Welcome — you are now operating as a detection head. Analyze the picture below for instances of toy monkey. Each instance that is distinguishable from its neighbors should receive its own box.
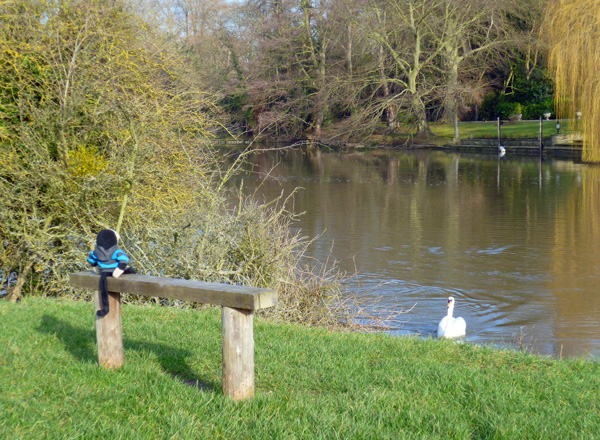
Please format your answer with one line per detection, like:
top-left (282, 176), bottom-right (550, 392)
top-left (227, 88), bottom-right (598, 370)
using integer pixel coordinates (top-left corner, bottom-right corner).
top-left (87, 229), bottom-right (136, 317)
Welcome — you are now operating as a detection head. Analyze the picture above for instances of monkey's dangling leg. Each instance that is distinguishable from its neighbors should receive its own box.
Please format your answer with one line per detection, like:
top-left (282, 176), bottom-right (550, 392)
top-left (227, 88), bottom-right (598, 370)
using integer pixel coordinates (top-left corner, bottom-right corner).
top-left (97, 272), bottom-right (110, 317)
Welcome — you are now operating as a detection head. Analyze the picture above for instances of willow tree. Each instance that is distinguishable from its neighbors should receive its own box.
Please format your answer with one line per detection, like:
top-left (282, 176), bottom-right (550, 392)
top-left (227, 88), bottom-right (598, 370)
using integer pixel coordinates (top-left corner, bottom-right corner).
top-left (545, 0), bottom-right (600, 162)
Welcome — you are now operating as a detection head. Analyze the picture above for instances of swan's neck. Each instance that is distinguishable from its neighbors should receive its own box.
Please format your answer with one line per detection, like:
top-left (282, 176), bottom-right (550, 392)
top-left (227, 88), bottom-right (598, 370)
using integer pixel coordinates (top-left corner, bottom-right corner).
top-left (447, 303), bottom-right (454, 319)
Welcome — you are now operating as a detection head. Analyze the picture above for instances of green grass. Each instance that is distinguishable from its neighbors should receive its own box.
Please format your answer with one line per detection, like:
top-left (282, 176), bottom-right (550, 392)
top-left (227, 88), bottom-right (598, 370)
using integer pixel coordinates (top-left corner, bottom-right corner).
top-left (430, 120), bottom-right (578, 140)
top-left (2, 298), bottom-right (599, 439)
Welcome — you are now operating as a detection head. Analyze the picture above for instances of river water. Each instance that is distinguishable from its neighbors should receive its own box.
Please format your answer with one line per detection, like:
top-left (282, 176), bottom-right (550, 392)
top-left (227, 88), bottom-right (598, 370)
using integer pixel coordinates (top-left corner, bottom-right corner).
top-left (231, 147), bottom-right (600, 358)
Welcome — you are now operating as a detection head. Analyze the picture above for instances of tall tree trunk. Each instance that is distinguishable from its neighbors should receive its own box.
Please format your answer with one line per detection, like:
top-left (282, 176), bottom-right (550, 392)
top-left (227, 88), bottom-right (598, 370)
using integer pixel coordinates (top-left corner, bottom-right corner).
top-left (315, 110), bottom-right (324, 137)
top-left (445, 52), bottom-right (460, 141)
top-left (314, 44), bottom-right (327, 138)
top-left (408, 71), bottom-right (431, 136)
top-left (453, 114), bottom-right (459, 140)
top-left (442, 19), bottom-right (461, 142)
top-left (412, 94), bottom-right (431, 136)
top-left (346, 23), bottom-right (353, 75)
top-left (407, 3), bottom-right (431, 137)
top-left (301, 0), bottom-right (328, 139)
top-left (378, 45), bottom-right (397, 131)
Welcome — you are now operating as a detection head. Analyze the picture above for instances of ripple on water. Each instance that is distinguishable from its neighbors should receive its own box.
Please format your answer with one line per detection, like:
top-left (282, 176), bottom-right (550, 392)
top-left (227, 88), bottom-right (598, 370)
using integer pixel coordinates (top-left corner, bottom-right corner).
top-left (475, 245), bottom-right (515, 255)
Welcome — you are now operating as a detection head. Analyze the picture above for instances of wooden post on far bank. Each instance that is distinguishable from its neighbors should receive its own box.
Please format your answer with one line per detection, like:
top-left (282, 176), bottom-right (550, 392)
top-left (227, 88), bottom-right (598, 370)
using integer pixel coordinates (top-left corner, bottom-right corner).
top-left (497, 117), bottom-right (501, 149)
top-left (95, 290), bottom-right (124, 369)
top-left (539, 117), bottom-right (543, 160)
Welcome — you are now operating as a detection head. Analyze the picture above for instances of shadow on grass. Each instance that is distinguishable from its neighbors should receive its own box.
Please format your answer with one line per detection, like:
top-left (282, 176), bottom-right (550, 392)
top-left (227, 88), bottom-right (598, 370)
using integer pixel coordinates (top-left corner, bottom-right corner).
top-left (37, 314), bottom-right (219, 393)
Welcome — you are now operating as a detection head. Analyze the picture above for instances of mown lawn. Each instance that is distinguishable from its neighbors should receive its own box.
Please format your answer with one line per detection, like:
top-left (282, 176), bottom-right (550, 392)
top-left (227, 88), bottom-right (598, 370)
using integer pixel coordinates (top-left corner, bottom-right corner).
top-left (1, 298), bottom-right (598, 439)
top-left (430, 119), bottom-right (577, 140)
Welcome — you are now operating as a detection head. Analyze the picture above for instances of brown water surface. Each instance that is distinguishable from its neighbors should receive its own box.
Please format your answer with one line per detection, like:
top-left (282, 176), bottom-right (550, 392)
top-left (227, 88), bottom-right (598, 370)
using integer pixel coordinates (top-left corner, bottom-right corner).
top-left (232, 148), bottom-right (600, 358)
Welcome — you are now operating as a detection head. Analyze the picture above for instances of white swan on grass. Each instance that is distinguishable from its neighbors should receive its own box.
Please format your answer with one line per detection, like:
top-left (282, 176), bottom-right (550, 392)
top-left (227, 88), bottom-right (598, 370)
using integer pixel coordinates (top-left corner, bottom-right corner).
top-left (437, 296), bottom-right (466, 339)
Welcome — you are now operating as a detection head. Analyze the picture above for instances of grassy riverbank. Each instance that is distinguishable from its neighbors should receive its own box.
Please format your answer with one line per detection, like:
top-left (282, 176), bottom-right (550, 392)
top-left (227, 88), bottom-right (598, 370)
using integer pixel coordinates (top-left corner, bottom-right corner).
top-left (358, 120), bottom-right (580, 148)
top-left (2, 298), bottom-right (599, 439)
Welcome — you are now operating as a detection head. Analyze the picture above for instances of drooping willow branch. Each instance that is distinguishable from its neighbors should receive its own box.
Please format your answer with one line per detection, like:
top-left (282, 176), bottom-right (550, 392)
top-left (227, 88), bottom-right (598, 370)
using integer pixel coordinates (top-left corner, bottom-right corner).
top-left (544, 0), bottom-right (600, 162)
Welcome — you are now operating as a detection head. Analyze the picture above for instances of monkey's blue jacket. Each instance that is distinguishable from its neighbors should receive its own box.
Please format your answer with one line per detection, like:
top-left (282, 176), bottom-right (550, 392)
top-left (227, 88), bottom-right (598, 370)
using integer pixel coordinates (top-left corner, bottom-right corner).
top-left (87, 244), bottom-right (129, 273)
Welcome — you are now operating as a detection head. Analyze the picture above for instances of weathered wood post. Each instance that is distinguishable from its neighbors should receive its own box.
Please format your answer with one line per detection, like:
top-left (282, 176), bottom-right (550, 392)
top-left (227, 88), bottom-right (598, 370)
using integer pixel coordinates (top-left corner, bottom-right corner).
top-left (539, 117), bottom-right (544, 160)
top-left (222, 307), bottom-right (254, 399)
top-left (497, 117), bottom-right (501, 149)
top-left (95, 289), bottom-right (124, 369)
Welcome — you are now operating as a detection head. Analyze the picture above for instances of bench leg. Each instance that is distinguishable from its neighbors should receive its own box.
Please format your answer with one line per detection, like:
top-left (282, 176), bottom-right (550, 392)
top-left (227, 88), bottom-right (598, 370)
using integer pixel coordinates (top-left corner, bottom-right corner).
top-left (222, 307), bottom-right (254, 400)
top-left (95, 290), bottom-right (124, 369)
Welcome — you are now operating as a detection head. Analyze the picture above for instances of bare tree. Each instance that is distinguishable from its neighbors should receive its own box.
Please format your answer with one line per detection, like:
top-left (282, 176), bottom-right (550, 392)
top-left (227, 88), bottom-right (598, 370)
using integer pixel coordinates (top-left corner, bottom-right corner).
top-left (362, 0), bottom-right (452, 137)
top-left (437, 0), bottom-right (515, 141)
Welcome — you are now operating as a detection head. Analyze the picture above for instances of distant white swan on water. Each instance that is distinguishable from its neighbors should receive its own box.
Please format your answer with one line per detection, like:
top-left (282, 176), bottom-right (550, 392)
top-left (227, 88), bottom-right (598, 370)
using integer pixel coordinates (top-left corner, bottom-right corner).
top-left (437, 296), bottom-right (466, 338)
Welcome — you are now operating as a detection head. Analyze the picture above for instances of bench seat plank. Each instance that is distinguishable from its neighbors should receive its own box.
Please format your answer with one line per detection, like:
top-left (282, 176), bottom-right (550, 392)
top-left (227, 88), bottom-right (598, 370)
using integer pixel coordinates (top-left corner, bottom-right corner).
top-left (69, 271), bottom-right (277, 310)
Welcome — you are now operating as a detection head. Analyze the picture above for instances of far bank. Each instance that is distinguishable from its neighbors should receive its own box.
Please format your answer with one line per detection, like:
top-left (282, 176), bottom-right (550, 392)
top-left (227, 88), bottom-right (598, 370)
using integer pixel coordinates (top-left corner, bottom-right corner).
top-left (223, 120), bottom-right (584, 160)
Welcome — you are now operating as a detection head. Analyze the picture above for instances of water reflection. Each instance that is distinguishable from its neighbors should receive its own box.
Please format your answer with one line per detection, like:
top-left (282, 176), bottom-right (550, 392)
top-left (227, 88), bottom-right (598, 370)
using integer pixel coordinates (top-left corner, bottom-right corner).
top-left (230, 147), bottom-right (600, 358)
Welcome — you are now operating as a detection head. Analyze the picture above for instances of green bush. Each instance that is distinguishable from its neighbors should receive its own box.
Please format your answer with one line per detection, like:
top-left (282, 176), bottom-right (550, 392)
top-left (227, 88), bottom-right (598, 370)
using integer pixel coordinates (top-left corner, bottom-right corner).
top-left (480, 63), bottom-right (554, 121)
top-left (523, 100), bottom-right (555, 120)
top-left (481, 93), bottom-right (519, 120)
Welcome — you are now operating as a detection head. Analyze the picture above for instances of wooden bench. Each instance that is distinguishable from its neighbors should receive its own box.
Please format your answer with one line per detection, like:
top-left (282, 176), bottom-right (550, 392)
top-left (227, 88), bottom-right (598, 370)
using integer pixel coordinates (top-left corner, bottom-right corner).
top-left (68, 271), bottom-right (277, 400)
